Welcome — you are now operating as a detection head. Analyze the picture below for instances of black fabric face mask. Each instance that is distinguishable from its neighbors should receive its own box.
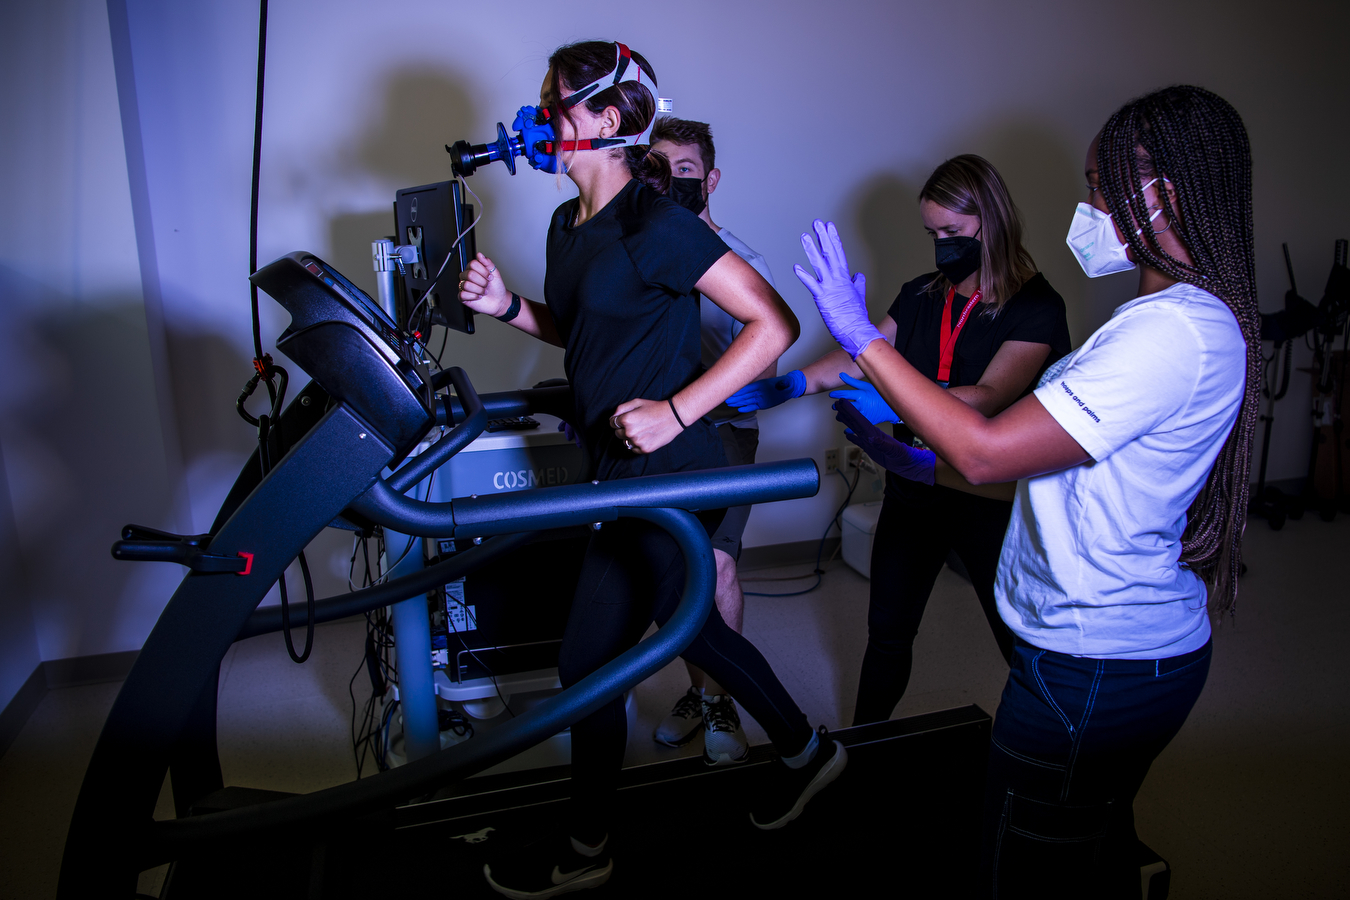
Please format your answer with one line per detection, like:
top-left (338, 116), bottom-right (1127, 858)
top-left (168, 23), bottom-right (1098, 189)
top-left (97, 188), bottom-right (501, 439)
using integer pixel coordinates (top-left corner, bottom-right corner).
top-left (934, 235), bottom-right (982, 285)
top-left (669, 177), bottom-right (707, 215)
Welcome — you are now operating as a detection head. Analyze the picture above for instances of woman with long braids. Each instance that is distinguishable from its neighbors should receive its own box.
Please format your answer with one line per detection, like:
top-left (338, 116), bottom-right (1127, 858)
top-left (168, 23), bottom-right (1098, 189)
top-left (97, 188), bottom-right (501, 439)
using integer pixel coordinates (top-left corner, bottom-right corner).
top-left (457, 41), bottom-right (844, 898)
top-left (799, 85), bottom-right (1256, 895)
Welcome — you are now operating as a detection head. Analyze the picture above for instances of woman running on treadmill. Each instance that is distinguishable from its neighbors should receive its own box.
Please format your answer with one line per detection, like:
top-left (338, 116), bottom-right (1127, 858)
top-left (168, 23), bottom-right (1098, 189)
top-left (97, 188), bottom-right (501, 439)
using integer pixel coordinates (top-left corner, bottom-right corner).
top-left (456, 40), bottom-right (845, 899)
top-left (729, 156), bottom-right (1070, 725)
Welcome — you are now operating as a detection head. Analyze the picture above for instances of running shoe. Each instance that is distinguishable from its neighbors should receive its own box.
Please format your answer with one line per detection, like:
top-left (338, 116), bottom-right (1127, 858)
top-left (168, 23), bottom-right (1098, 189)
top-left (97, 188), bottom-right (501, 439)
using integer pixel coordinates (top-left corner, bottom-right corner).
top-left (483, 832), bottom-right (612, 899)
top-left (749, 726), bottom-right (847, 830)
top-left (701, 693), bottom-right (749, 766)
top-left (653, 686), bottom-right (704, 746)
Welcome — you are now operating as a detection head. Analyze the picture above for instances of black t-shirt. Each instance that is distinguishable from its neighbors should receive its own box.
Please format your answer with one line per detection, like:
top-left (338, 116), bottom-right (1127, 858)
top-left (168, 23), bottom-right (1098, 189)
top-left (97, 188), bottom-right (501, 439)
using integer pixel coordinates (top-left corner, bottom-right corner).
top-left (545, 179), bottom-right (732, 481)
top-left (884, 271), bottom-right (1071, 500)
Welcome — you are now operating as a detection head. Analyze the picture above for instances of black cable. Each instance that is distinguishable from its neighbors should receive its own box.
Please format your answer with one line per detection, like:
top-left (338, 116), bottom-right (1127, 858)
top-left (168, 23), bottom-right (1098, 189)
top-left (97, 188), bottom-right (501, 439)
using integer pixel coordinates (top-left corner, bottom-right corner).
top-left (744, 467), bottom-right (859, 597)
top-left (248, 0), bottom-right (268, 364)
top-left (279, 552), bottom-right (316, 663)
top-left (446, 596), bottom-right (515, 718)
top-left (435, 326), bottom-right (450, 368)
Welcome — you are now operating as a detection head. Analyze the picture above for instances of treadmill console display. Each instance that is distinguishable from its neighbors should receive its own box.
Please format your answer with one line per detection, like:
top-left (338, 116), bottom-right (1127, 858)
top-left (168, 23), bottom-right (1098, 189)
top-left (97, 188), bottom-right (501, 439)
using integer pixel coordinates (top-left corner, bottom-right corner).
top-left (251, 251), bottom-right (435, 461)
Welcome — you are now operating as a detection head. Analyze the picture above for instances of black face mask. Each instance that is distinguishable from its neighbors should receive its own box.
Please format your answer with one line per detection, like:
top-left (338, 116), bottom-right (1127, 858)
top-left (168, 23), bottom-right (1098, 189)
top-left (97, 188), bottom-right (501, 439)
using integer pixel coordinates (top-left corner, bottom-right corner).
top-left (669, 177), bottom-right (707, 215)
top-left (934, 235), bottom-right (982, 285)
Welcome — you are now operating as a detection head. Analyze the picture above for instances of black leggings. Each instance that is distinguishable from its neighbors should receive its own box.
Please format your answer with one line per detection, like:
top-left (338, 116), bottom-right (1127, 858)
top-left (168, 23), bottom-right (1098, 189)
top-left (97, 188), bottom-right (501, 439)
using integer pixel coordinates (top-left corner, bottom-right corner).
top-left (558, 516), bottom-right (814, 841)
top-left (852, 485), bottom-right (1017, 726)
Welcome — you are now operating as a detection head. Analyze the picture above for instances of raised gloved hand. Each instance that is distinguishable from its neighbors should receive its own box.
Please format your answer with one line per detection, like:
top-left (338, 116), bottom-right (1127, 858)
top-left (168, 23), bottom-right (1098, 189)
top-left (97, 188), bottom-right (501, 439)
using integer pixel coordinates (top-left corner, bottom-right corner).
top-left (828, 373), bottom-right (899, 424)
top-left (834, 399), bottom-right (934, 485)
top-left (726, 369), bottom-right (807, 412)
top-left (794, 220), bottom-right (885, 359)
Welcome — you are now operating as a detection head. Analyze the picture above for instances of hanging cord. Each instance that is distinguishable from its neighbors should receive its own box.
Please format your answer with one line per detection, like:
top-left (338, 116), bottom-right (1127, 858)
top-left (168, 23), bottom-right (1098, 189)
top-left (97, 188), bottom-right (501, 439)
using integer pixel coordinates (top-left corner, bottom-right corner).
top-left (230, 0), bottom-right (311, 663)
top-left (237, 0), bottom-right (287, 427)
top-left (743, 467), bottom-right (859, 597)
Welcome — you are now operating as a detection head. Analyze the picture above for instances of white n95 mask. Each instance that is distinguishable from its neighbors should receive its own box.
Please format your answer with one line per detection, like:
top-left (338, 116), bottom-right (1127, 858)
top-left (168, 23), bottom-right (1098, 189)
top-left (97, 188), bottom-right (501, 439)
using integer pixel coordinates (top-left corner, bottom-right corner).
top-left (1065, 179), bottom-right (1163, 278)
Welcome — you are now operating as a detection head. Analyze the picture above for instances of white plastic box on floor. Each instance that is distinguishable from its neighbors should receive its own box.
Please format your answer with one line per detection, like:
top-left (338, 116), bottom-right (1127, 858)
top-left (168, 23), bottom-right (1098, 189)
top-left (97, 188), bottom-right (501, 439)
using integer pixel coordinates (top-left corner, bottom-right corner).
top-left (840, 500), bottom-right (883, 578)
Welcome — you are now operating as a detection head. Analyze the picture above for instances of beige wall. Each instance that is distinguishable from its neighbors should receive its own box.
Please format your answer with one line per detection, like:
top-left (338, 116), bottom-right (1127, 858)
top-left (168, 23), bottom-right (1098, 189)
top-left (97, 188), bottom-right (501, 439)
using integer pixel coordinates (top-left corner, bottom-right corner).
top-left (1, 0), bottom-right (1346, 676)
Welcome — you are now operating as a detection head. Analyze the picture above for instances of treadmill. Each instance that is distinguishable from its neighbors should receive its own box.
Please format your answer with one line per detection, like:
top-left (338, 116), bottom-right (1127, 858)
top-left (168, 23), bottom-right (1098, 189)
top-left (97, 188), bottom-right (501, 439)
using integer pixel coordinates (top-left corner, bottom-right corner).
top-left (58, 252), bottom-right (991, 898)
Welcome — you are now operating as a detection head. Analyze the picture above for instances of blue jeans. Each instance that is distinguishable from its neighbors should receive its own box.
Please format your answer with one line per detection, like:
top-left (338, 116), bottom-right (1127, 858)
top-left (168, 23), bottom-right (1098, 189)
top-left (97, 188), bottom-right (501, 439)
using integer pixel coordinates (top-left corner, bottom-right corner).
top-left (981, 638), bottom-right (1212, 898)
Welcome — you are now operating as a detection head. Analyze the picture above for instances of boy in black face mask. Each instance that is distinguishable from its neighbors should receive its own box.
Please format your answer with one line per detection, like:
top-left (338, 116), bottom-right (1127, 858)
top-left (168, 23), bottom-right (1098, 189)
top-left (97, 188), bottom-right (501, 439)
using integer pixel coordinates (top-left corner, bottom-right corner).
top-left (648, 117), bottom-right (779, 766)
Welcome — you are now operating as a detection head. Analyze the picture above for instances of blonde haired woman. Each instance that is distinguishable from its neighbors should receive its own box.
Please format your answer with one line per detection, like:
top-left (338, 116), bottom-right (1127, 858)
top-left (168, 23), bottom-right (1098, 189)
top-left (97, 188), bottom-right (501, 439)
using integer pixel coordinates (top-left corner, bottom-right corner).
top-left (729, 155), bottom-right (1070, 724)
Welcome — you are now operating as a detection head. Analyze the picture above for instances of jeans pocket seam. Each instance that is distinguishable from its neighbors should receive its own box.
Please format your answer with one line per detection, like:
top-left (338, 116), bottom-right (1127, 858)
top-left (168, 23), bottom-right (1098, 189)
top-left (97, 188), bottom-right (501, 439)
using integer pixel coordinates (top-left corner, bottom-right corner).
top-left (1157, 652), bottom-right (1210, 678)
top-left (992, 736), bottom-right (1065, 772)
top-left (1031, 652), bottom-right (1075, 735)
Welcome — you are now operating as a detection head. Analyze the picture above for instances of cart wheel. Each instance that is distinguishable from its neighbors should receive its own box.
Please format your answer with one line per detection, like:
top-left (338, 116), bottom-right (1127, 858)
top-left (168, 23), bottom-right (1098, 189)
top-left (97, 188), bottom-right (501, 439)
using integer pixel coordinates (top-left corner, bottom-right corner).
top-left (1318, 500), bottom-right (1337, 522)
top-left (1268, 509), bottom-right (1286, 531)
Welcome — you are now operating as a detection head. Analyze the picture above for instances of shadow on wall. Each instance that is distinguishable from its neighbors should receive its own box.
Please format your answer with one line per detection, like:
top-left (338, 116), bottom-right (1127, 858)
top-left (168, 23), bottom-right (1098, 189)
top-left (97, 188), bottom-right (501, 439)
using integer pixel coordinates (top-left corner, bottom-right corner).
top-left (331, 65), bottom-right (566, 393)
top-left (954, 118), bottom-right (1135, 344)
top-left (328, 66), bottom-right (483, 298)
top-left (0, 266), bottom-right (180, 657)
top-left (850, 172), bottom-right (928, 316)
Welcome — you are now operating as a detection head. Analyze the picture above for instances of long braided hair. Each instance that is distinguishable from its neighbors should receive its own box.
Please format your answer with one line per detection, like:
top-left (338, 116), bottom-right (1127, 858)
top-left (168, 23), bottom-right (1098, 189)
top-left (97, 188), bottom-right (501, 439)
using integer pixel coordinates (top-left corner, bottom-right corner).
top-left (1096, 85), bottom-right (1257, 615)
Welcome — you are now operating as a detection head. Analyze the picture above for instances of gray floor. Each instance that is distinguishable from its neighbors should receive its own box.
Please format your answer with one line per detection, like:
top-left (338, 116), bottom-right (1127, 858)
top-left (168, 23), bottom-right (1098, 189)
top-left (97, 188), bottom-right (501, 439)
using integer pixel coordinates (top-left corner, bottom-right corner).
top-left (1, 514), bottom-right (1346, 898)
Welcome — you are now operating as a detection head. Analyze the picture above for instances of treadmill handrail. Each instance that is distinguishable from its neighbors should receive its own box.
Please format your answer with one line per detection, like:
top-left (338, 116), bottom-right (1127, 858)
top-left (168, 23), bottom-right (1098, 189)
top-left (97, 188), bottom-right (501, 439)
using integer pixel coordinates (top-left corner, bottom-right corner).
top-left (347, 458), bottom-right (820, 539)
top-left (146, 506), bottom-right (715, 853)
top-left (435, 383), bottom-right (577, 426)
top-left (385, 367), bottom-right (486, 493)
top-left (236, 531), bottom-right (535, 640)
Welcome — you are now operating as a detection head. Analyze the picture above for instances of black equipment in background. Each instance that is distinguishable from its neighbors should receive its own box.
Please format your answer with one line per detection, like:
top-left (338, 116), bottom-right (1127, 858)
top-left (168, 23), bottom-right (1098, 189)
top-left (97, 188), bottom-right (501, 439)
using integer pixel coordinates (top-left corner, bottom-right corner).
top-left (1304, 239), bottom-right (1350, 518)
top-left (394, 180), bottom-right (477, 336)
top-left (1251, 245), bottom-right (1314, 529)
top-left (430, 529), bottom-right (588, 684)
top-left (1259, 244), bottom-right (1319, 345)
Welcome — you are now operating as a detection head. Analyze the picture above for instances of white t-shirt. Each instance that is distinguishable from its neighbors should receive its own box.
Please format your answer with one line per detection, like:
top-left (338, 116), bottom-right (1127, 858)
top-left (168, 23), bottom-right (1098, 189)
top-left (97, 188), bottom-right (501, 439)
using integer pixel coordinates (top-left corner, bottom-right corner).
top-left (995, 282), bottom-right (1247, 659)
top-left (702, 228), bottom-right (776, 429)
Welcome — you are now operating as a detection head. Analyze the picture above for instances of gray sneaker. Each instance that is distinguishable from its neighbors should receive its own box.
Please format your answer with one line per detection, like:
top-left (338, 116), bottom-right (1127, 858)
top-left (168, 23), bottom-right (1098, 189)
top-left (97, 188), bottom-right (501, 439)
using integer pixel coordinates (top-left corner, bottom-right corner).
top-left (653, 686), bottom-right (704, 746)
top-left (701, 694), bottom-right (749, 766)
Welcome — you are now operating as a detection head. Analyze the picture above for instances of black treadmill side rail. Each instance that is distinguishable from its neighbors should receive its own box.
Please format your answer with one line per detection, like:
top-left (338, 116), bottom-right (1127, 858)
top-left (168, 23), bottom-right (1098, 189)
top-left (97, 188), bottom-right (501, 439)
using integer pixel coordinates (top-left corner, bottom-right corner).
top-left (58, 404), bottom-right (396, 898)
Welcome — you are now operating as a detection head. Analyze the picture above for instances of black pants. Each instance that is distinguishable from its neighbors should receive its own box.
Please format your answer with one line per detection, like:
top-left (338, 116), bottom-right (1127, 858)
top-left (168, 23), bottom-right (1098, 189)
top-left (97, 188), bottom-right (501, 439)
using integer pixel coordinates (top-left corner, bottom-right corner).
top-left (558, 515), bottom-right (813, 841)
top-left (853, 485), bottom-right (1017, 725)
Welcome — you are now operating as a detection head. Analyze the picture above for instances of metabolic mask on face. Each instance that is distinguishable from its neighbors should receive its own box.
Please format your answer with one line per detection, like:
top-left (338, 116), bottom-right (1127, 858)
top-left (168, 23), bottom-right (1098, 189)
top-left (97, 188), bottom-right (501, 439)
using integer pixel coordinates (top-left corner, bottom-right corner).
top-left (1065, 178), bottom-right (1163, 278)
top-left (933, 234), bottom-right (982, 284)
top-left (669, 177), bottom-right (707, 215)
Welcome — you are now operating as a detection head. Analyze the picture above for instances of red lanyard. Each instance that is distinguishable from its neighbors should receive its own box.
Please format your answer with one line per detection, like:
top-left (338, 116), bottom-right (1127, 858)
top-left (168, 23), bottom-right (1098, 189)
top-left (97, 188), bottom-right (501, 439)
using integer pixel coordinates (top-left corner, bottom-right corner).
top-left (938, 286), bottom-right (981, 385)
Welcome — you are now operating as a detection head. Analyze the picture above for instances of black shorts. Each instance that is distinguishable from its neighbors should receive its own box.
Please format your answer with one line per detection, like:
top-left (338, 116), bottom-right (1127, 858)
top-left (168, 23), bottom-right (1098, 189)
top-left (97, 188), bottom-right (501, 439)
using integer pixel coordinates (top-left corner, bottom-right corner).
top-left (710, 424), bottom-right (759, 560)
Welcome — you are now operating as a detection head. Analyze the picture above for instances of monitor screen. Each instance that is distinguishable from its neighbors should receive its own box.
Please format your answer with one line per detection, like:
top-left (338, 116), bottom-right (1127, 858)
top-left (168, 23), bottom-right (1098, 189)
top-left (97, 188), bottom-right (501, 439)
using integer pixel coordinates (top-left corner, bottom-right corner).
top-left (394, 180), bottom-right (477, 336)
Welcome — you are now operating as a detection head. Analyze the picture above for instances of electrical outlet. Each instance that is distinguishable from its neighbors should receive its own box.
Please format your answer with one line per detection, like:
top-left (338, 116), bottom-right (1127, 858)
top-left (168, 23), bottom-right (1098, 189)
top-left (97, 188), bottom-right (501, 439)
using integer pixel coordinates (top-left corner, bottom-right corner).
top-left (845, 446), bottom-right (862, 469)
top-left (824, 449), bottom-right (839, 473)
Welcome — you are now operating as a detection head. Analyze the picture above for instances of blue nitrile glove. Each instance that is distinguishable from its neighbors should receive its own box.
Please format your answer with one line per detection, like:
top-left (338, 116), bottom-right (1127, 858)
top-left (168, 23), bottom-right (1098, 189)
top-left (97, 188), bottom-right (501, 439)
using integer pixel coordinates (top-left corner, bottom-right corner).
top-left (726, 369), bottom-right (807, 412)
top-left (834, 399), bottom-right (935, 485)
top-left (794, 220), bottom-right (885, 359)
top-left (828, 372), bottom-right (899, 425)
top-left (557, 420), bottom-right (582, 447)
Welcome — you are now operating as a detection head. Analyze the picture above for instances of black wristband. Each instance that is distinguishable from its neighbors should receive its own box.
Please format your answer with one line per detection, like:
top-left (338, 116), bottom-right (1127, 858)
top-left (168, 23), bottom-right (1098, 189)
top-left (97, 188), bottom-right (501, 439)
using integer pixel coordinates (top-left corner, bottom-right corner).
top-left (496, 292), bottom-right (522, 322)
top-left (668, 398), bottom-right (688, 430)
